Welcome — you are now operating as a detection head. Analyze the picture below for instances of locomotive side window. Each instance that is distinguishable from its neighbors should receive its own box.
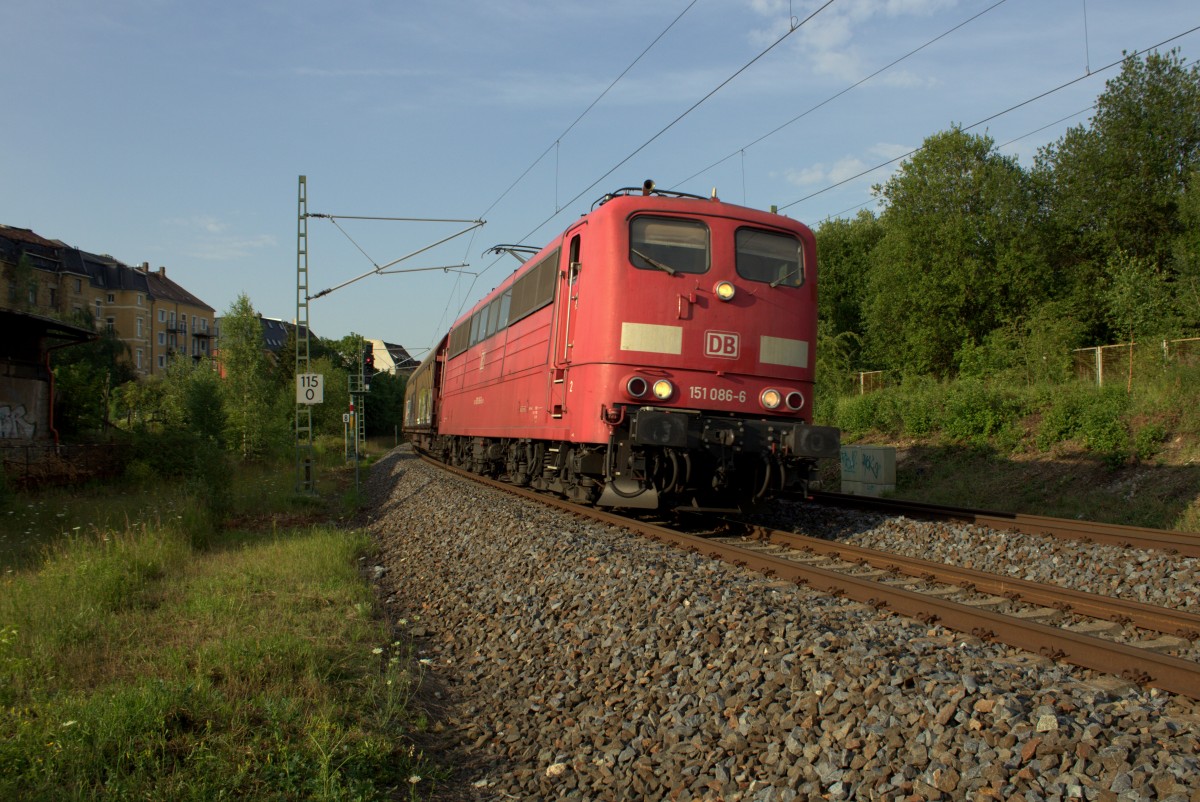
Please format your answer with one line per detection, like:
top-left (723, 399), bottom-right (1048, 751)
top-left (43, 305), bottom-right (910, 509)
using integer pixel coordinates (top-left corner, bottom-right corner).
top-left (485, 296), bottom-right (502, 338)
top-left (630, 217), bottom-right (709, 275)
top-left (497, 289), bottom-right (511, 327)
top-left (508, 248), bottom-right (560, 324)
top-left (735, 228), bottom-right (804, 287)
top-left (469, 309), bottom-right (483, 346)
top-left (449, 321), bottom-right (469, 356)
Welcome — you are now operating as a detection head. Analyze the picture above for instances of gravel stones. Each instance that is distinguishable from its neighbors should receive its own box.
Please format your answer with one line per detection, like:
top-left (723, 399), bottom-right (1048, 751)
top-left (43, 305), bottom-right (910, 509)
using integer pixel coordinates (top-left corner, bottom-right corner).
top-left (367, 449), bottom-right (1200, 801)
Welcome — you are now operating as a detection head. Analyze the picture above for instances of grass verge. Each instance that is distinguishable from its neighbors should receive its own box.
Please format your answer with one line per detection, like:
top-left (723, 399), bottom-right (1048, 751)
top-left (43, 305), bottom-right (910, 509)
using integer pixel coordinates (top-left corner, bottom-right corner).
top-left (0, 444), bottom-right (438, 800)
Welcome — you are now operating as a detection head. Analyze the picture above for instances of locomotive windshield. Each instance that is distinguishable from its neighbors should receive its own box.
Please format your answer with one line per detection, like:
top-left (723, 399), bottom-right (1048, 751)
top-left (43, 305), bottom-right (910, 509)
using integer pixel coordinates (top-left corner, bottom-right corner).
top-left (735, 228), bottom-right (804, 288)
top-left (630, 217), bottom-right (709, 274)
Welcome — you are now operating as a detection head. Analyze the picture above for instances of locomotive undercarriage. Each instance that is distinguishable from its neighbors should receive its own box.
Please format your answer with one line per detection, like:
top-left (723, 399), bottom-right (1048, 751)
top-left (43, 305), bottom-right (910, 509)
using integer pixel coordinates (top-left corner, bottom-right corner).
top-left (420, 407), bottom-right (839, 512)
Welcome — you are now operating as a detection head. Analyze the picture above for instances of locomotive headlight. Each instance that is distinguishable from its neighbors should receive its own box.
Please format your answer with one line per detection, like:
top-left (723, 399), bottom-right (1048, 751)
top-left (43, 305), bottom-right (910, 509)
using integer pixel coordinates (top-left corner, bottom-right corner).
top-left (714, 281), bottom-right (736, 302)
top-left (625, 376), bottom-right (649, 399)
top-left (785, 391), bottom-right (805, 411)
top-left (652, 379), bottom-right (675, 401)
top-left (760, 388), bottom-right (782, 410)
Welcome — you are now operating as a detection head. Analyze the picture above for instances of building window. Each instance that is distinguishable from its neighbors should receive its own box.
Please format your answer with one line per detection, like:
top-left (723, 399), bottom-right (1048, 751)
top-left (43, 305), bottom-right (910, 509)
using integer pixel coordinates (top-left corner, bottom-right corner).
top-left (158, 355), bottom-right (165, 368)
top-left (137, 317), bottom-right (143, 337)
top-left (28, 286), bottom-right (36, 305)
top-left (107, 293), bottom-right (115, 303)
top-left (136, 349), bottom-right (143, 369)
top-left (158, 332), bottom-right (165, 346)
top-left (136, 294), bottom-right (143, 306)
top-left (105, 317), bottom-right (115, 334)
top-left (74, 278), bottom-right (82, 293)
top-left (158, 309), bottom-right (166, 322)
top-left (95, 300), bottom-right (102, 320)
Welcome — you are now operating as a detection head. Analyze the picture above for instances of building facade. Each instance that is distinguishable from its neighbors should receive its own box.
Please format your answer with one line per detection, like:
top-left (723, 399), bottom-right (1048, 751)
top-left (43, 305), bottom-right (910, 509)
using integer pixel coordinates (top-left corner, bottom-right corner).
top-left (0, 224), bottom-right (215, 377)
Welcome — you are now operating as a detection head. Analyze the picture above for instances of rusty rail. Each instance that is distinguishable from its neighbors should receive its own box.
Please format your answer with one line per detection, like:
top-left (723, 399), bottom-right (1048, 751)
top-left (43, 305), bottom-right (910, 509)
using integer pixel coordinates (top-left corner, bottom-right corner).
top-left (742, 524), bottom-right (1200, 639)
top-left (418, 454), bottom-right (1200, 700)
top-left (811, 491), bottom-right (1200, 558)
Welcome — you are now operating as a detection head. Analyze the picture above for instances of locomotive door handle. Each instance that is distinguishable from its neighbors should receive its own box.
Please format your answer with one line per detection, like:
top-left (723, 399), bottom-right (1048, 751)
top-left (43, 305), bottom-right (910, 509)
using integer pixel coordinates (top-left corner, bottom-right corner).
top-left (677, 292), bottom-right (696, 320)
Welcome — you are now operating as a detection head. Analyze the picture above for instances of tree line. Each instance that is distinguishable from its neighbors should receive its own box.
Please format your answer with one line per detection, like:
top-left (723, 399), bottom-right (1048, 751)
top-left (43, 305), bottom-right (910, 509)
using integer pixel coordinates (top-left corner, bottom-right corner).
top-left (815, 50), bottom-right (1200, 390)
top-left (56, 294), bottom-right (407, 459)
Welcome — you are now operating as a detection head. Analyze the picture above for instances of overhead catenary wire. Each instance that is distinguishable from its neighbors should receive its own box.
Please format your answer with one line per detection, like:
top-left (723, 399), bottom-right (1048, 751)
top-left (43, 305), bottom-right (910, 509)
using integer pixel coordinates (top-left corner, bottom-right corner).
top-left (438, 1), bottom-right (839, 336)
top-left (777, 24), bottom-right (1200, 214)
top-left (307, 218), bottom-right (485, 300)
top-left (670, 0), bottom-right (1010, 190)
top-left (819, 51), bottom-right (1200, 225)
top-left (511, 0), bottom-right (839, 251)
top-left (476, 0), bottom-right (701, 222)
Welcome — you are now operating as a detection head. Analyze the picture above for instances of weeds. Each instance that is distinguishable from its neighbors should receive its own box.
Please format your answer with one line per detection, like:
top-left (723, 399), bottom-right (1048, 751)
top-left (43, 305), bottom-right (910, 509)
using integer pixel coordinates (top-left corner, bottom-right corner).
top-left (0, 451), bottom-right (436, 800)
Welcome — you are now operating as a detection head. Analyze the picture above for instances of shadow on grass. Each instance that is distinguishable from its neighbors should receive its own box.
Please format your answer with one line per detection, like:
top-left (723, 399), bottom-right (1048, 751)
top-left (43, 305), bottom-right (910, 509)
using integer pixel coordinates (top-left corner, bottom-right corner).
top-left (886, 442), bottom-right (1200, 531)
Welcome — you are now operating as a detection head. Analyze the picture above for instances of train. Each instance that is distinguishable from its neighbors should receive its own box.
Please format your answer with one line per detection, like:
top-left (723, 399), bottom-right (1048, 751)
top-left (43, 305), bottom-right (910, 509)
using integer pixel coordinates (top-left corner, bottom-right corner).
top-left (402, 180), bottom-right (839, 511)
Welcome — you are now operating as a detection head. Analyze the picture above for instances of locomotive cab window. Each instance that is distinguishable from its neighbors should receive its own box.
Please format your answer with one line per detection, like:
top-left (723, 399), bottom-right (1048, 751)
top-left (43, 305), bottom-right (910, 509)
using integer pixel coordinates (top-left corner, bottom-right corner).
top-left (735, 228), bottom-right (804, 287)
top-left (630, 216), bottom-right (709, 275)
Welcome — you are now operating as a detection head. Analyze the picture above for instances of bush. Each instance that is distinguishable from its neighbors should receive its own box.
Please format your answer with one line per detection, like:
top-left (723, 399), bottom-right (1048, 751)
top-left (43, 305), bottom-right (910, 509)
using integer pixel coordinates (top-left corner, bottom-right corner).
top-left (939, 380), bottom-right (1025, 444)
top-left (1079, 387), bottom-right (1130, 464)
top-left (834, 393), bottom-right (882, 438)
top-left (893, 377), bottom-right (941, 437)
top-left (1134, 422), bottom-right (1167, 461)
top-left (1035, 383), bottom-right (1130, 464)
top-left (129, 429), bottom-right (233, 530)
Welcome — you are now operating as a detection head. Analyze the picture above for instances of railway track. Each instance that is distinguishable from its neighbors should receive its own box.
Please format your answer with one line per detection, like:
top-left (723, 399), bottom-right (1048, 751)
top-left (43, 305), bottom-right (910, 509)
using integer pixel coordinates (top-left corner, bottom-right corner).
top-left (808, 490), bottom-right (1200, 557)
top-left (418, 453), bottom-right (1200, 699)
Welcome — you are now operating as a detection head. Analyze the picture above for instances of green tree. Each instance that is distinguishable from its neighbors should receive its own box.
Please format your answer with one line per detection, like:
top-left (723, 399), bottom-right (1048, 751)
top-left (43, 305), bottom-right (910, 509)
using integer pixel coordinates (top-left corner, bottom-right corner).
top-left (218, 294), bottom-right (279, 459)
top-left (1035, 50), bottom-right (1200, 340)
top-left (50, 312), bottom-right (137, 435)
top-left (865, 128), bottom-right (1043, 378)
top-left (307, 355), bottom-right (350, 434)
top-left (1104, 249), bottom-right (1176, 391)
top-left (111, 375), bottom-right (166, 428)
top-left (161, 357), bottom-right (226, 446)
top-left (363, 370), bottom-right (407, 439)
top-left (1173, 168), bottom-right (1200, 331)
top-left (814, 209), bottom-right (884, 342)
top-left (3, 254), bottom-right (36, 310)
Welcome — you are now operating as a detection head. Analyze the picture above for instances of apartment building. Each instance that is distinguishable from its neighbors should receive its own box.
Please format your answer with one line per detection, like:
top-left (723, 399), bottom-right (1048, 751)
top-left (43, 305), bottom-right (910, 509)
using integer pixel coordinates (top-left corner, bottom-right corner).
top-left (0, 224), bottom-right (215, 377)
top-left (143, 265), bottom-right (215, 372)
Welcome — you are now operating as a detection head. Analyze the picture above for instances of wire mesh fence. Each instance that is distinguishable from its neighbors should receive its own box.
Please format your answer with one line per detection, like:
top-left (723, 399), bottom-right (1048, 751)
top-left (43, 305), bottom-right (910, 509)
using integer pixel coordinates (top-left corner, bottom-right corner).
top-left (1073, 337), bottom-right (1200, 386)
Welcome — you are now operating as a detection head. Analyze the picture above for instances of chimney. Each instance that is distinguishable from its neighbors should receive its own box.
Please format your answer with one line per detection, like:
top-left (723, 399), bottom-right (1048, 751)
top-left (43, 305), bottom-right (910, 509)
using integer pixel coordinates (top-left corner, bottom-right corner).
top-left (139, 262), bottom-right (150, 273)
top-left (157, 266), bottom-right (167, 276)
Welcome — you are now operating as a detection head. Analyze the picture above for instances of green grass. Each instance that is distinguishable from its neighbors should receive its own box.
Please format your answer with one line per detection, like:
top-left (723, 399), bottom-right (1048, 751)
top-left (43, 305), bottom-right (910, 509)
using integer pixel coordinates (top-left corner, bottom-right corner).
top-left (0, 445), bottom-right (438, 800)
top-left (820, 363), bottom-right (1200, 531)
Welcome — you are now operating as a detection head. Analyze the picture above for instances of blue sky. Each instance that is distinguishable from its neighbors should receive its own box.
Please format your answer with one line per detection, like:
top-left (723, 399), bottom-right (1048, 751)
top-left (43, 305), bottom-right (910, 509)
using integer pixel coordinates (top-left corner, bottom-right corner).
top-left (3, 0), bottom-right (1197, 358)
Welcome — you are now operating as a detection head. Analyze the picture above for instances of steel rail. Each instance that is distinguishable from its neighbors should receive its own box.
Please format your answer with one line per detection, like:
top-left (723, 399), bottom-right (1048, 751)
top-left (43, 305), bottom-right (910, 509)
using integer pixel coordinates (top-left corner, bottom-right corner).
top-left (740, 524), bottom-right (1200, 639)
top-left (811, 491), bottom-right (1200, 558)
top-left (417, 455), bottom-right (1200, 699)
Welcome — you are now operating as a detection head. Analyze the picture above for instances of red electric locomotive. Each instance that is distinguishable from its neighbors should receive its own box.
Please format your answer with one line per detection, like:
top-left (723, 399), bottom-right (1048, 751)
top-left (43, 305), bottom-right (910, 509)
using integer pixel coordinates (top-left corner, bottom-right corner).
top-left (404, 181), bottom-right (840, 510)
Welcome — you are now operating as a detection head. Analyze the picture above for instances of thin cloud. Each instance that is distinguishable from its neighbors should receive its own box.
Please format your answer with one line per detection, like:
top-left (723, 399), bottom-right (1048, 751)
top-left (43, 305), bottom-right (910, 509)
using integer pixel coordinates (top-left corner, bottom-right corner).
top-left (749, 0), bottom-right (959, 83)
top-left (183, 234), bottom-right (277, 262)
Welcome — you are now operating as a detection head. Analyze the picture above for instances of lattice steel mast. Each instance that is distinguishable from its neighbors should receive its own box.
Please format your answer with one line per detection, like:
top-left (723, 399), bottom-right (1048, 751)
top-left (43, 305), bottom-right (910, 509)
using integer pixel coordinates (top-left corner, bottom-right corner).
top-left (295, 175), bottom-right (315, 493)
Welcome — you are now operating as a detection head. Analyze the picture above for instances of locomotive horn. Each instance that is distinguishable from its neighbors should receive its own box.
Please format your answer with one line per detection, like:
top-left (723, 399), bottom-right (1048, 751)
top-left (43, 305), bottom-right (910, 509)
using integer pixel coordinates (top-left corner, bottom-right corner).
top-left (642, 179), bottom-right (655, 195)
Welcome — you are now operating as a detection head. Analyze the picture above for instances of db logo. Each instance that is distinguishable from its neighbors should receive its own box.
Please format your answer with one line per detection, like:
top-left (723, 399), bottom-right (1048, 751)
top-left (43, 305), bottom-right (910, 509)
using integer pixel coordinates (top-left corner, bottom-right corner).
top-left (705, 330), bottom-right (740, 359)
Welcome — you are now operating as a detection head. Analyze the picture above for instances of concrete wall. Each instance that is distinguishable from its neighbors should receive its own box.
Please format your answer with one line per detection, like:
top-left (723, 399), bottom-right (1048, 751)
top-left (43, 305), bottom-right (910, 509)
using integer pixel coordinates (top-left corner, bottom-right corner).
top-left (840, 444), bottom-right (896, 497)
top-left (0, 376), bottom-right (50, 441)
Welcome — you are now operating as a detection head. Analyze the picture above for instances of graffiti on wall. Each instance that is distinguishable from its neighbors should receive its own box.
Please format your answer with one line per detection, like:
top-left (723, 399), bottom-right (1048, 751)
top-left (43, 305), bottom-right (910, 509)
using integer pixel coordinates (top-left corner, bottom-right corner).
top-left (0, 404), bottom-right (36, 439)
